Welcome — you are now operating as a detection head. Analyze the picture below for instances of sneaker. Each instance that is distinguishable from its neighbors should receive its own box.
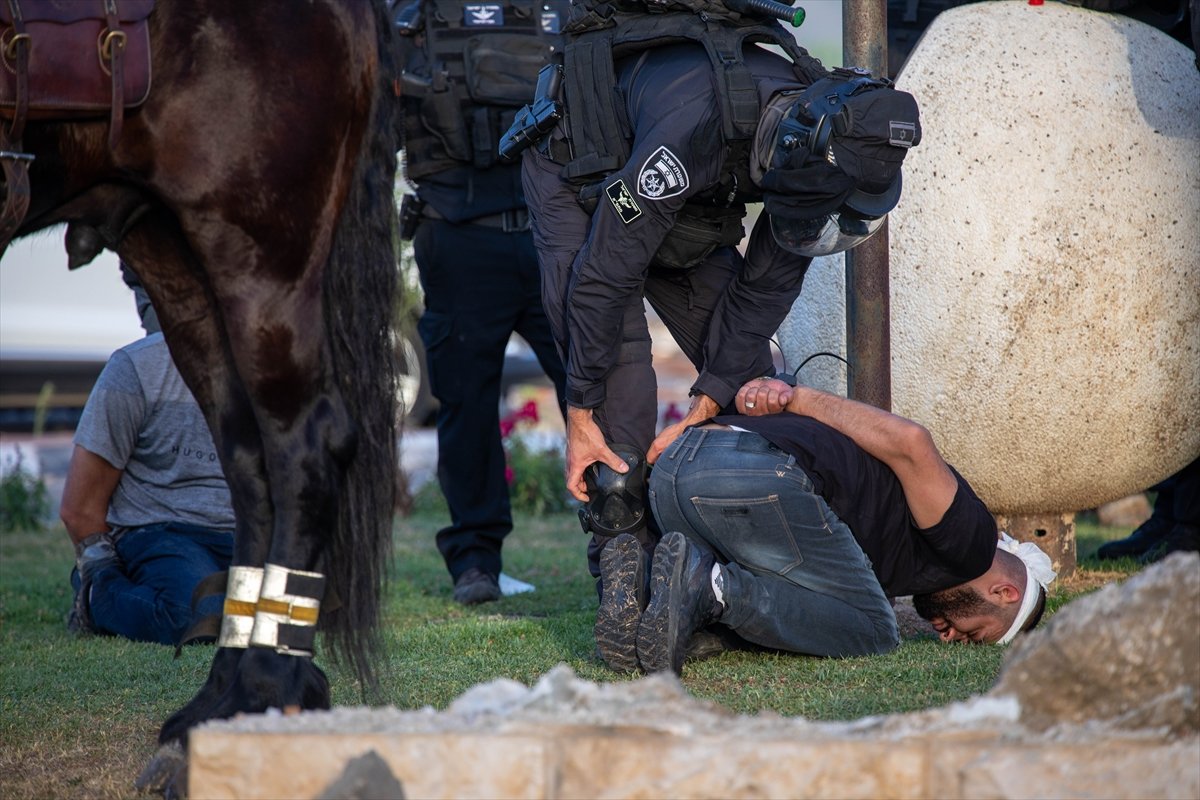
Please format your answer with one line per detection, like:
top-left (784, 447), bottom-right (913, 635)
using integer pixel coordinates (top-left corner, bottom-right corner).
top-left (453, 568), bottom-right (501, 605)
top-left (594, 534), bottom-right (649, 672)
top-left (636, 531), bottom-right (722, 675)
top-left (1138, 523), bottom-right (1200, 565)
top-left (1097, 515), bottom-right (1173, 560)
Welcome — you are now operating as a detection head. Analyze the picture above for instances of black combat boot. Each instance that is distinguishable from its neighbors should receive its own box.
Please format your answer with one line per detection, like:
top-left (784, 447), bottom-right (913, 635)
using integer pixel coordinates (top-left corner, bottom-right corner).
top-left (1097, 515), bottom-right (1173, 560)
top-left (1138, 523), bottom-right (1200, 564)
top-left (637, 531), bottom-right (722, 675)
top-left (594, 534), bottom-right (649, 672)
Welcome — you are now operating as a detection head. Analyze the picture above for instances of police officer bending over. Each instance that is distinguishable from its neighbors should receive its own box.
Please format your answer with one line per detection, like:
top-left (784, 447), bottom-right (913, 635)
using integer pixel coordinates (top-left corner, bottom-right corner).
top-left (504, 0), bottom-right (921, 668)
top-left (394, 0), bottom-right (568, 605)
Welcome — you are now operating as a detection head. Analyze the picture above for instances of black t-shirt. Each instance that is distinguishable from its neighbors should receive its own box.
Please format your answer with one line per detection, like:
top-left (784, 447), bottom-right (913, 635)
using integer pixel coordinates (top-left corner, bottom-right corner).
top-left (714, 413), bottom-right (997, 596)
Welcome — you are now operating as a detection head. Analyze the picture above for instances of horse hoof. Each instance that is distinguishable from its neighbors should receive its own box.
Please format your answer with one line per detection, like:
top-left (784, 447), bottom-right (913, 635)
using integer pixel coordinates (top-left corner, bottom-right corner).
top-left (136, 741), bottom-right (188, 799)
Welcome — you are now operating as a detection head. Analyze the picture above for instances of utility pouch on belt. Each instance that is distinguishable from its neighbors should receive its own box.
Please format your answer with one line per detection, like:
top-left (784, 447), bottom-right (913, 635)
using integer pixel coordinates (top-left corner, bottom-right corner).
top-left (576, 186), bottom-right (747, 270)
top-left (652, 203), bottom-right (747, 270)
top-left (399, 193), bottom-right (426, 241)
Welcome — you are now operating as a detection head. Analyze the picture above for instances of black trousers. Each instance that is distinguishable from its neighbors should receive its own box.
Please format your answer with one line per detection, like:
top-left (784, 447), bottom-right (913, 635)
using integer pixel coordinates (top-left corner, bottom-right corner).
top-left (413, 219), bottom-right (567, 581)
top-left (1152, 455), bottom-right (1200, 526)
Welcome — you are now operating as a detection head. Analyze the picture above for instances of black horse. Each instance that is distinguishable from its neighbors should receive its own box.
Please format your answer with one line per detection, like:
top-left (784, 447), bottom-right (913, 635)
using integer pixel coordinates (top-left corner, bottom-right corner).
top-left (1, 1), bottom-right (399, 793)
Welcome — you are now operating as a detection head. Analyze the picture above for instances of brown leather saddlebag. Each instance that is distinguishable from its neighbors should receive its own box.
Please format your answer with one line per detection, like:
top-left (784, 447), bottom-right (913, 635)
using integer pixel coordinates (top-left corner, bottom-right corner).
top-left (0, 0), bottom-right (154, 118)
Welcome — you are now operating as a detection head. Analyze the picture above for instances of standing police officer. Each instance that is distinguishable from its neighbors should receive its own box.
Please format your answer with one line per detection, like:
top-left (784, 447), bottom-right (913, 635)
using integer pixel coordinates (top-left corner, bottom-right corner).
top-left (507, 0), bottom-right (921, 668)
top-left (394, 0), bottom-right (569, 605)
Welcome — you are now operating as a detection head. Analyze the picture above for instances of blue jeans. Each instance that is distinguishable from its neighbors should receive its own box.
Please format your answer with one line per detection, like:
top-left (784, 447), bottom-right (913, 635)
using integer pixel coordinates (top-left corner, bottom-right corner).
top-left (648, 427), bottom-right (899, 657)
top-left (72, 522), bottom-right (233, 645)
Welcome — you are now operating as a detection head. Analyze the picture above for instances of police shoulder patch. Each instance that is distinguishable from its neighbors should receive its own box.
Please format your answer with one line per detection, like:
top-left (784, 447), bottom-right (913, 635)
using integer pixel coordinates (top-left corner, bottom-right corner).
top-left (637, 146), bottom-right (689, 200)
top-left (606, 179), bottom-right (642, 224)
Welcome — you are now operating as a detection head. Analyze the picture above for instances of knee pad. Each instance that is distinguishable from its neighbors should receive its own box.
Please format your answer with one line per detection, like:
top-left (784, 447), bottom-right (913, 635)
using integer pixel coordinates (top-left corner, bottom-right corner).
top-left (578, 444), bottom-right (648, 537)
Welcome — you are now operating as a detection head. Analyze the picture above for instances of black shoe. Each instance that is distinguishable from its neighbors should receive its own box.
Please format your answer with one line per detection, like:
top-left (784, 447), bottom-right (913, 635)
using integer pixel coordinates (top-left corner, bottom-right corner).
top-left (1097, 515), bottom-right (1173, 560)
top-left (594, 534), bottom-right (649, 673)
top-left (637, 531), bottom-right (721, 675)
top-left (453, 568), bottom-right (501, 605)
top-left (1138, 523), bottom-right (1200, 565)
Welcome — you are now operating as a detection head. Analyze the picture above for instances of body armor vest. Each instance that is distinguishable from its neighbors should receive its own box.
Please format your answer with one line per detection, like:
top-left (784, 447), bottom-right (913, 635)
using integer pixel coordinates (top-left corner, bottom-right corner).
top-left (558, 8), bottom-right (828, 268)
top-left (399, 0), bottom-right (567, 181)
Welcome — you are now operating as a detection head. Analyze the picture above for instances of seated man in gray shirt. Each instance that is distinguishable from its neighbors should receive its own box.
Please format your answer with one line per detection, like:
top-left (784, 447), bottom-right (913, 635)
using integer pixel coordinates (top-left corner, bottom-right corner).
top-left (62, 276), bottom-right (235, 646)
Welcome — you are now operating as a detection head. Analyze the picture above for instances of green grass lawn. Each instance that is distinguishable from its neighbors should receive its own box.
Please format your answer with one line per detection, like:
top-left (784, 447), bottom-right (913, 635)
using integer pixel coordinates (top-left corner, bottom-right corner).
top-left (1, 511), bottom-right (1140, 799)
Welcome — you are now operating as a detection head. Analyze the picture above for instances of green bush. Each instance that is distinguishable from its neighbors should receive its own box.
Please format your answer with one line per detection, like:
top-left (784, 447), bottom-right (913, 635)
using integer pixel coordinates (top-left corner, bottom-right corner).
top-left (407, 432), bottom-right (572, 517)
top-left (0, 454), bottom-right (50, 532)
top-left (505, 433), bottom-right (572, 516)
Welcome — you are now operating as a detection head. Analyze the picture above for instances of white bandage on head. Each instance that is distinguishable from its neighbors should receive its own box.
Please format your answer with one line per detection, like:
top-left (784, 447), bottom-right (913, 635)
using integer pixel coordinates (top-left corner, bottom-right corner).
top-left (996, 531), bottom-right (1057, 645)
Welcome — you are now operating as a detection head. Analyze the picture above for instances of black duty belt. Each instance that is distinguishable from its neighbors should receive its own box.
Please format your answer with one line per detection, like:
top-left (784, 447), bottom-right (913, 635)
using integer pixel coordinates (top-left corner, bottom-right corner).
top-left (422, 206), bottom-right (531, 233)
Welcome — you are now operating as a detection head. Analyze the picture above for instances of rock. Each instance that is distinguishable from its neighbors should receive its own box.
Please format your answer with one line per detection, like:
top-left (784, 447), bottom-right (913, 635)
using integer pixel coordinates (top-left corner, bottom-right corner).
top-left (1097, 494), bottom-right (1153, 528)
top-left (992, 551), bottom-right (1200, 734)
top-left (316, 750), bottom-right (405, 800)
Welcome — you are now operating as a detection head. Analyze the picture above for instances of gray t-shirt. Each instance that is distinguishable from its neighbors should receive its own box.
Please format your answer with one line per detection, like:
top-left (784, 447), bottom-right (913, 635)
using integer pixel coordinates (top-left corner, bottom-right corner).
top-left (74, 334), bottom-right (236, 531)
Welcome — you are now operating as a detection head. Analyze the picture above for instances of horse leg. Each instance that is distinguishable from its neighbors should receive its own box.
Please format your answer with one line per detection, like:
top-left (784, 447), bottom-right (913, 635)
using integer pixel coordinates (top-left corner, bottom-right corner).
top-left (115, 220), bottom-right (335, 758)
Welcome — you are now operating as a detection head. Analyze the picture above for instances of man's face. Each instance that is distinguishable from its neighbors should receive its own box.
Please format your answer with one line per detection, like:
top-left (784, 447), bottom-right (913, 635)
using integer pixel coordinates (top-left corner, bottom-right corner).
top-left (912, 586), bottom-right (1007, 644)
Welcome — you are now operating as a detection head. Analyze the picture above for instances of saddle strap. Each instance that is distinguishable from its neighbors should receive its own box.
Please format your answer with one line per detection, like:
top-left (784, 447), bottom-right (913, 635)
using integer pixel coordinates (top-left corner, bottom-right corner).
top-left (103, 0), bottom-right (125, 150)
top-left (172, 569), bottom-right (230, 656)
top-left (174, 613), bottom-right (223, 656)
top-left (3, 0), bottom-right (29, 142)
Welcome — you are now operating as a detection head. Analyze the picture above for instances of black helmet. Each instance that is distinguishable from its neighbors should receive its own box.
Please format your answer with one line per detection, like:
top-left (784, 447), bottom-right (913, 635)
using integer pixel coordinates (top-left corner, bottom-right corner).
top-left (759, 72), bottom-right (921, 258)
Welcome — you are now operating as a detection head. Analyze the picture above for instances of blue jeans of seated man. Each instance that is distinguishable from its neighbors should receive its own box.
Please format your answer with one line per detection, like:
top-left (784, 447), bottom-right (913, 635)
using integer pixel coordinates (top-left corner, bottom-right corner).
top-left (71, 522), bottom-right (234, 646)
top-left (648, 427), bottom-right (899, 657)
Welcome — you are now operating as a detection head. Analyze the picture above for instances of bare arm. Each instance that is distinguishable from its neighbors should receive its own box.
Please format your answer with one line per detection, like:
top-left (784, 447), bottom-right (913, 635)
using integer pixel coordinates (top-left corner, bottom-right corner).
top-left (647, 393), bottom-right (720, 464)
top-left (565, 406), bottom-right (627, 503)
top-left (736, 381), bottom-right (959, 529)
top-left (60, 446), bottom-right (122, 546)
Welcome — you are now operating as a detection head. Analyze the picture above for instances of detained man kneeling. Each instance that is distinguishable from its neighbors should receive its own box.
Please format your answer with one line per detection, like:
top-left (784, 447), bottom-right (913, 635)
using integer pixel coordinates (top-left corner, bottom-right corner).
top-left (596, 378), bottom-right (1056, 675)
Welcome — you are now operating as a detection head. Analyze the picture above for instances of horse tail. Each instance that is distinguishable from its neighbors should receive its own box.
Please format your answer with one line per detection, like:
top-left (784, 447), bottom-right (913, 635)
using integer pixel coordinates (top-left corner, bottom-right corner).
top-left (319, 0), bottom-right (400, 688)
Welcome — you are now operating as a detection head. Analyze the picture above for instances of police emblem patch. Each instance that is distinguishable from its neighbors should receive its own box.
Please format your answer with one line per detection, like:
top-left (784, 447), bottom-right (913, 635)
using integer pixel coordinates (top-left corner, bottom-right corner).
top-left (464, 4), bottom-right (503, 26)
top-left (637, 146), bottom-right (689, 200)
top-left (606, 179), bottom-right (642, 224)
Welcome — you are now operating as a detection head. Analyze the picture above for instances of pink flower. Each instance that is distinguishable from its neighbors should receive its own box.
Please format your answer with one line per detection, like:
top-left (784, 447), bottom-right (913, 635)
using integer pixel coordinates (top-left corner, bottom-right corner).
top-left (500, 400), bottom-right (541, 439)
top-left (662, 402), bottom-right (684, 426)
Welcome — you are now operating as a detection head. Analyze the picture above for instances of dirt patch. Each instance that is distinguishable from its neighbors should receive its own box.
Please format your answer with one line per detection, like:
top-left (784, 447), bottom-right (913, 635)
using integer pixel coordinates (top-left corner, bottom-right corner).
top-left (0, 723), bottom-right (159, 800)
top-left (1057, 567), bottom-right (1129, 594)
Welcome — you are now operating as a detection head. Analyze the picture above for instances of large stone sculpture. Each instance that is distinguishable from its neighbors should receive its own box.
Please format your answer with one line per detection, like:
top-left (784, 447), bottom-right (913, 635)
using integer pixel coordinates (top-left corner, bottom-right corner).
top-left (779, 1), bottom-right (1200, 518)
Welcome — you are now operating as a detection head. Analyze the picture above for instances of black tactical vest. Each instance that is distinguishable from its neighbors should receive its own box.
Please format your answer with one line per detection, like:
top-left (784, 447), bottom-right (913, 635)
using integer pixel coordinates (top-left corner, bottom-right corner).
top-left (559, 9), bottom-right (826, 195)
top-left (557, 7), bottom-right (828, 268)
top-left (399, 0), bottom-right (568, 181)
